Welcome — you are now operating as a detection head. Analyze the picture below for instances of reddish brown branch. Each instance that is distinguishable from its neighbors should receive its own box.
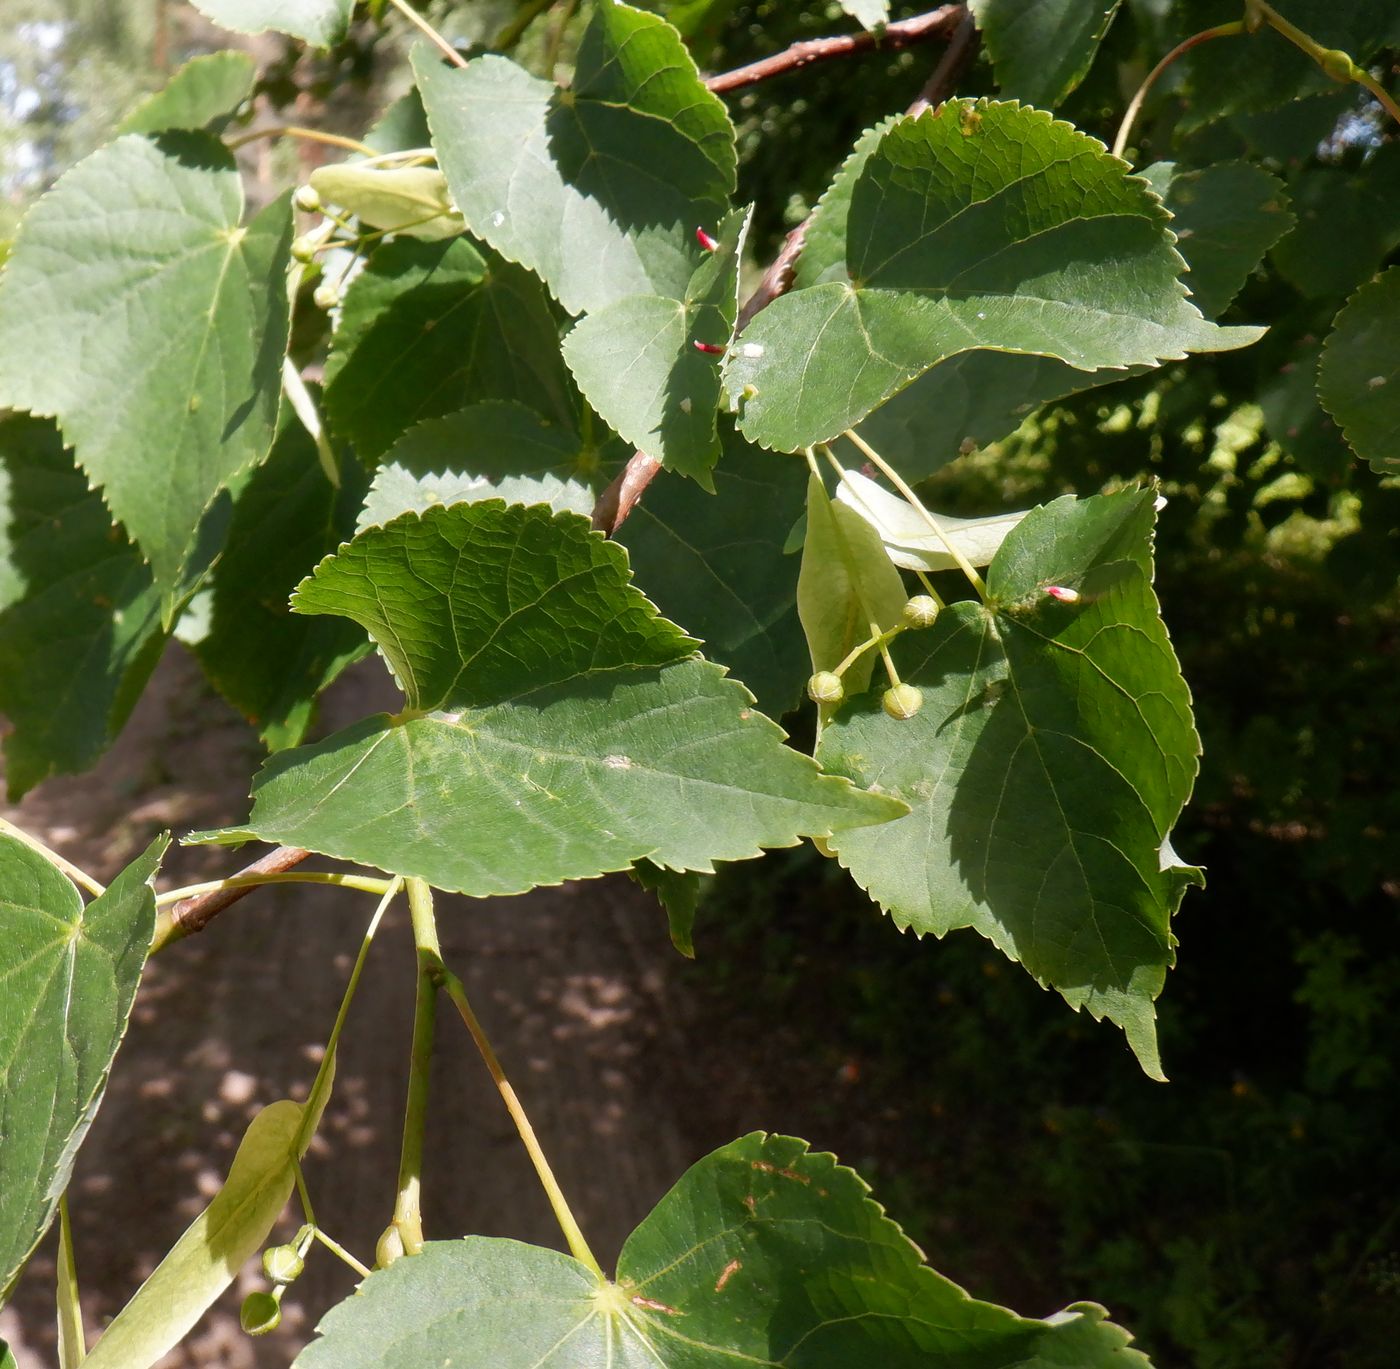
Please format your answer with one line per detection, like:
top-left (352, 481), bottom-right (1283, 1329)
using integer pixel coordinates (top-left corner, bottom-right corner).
top-left (165, 844), bottom-right (311, 942)
top-left (703, 5), bottom-right (967, 95)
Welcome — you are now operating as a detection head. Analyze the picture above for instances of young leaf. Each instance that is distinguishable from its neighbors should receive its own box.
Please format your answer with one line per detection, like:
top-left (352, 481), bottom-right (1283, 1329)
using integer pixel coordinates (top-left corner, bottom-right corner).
top-left (117, 50), bottom-right (257, 136)
top-left (970, 0), bottom-right (1122, 108)
top-left (358, 401), bottom-right (602, 531)
top-left (0, 417), bottom-right (166, 798)
top-left (817, 489), bottom-right (1201, 1078)
top-left (1318, 268), bottom-right (1400, 477)
top-left (189, 0), bottom-right (353, 46)
top-left (293, 1133), bottom-right (1152, 1367)
top-left (630, 860), bottom-right (708, 957)
top-left (323, 236), bottom-right (575, 463)
top-left (840, 1), bottom-right (891, 29)
top-left (414, 0), bottom-right (736, 316)
top-left (82, 1097), bottom-right (319, 1369)
top-left (0, 133), bottom-right (292, 605)
top-left (727, 102), bottom-right (1262, 452)
top-left (189, 503), bottom-right (902, 895)
top-left (309, 164), bottom-right (465, 241)
top-left (798, 475), bottom-right (907, 698)
top-left (0, 833), bottom-right (167, 1302)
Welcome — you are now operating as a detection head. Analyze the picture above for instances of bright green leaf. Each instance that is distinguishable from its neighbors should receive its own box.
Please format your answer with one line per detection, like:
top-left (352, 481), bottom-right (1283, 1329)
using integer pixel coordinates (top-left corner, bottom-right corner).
top-left (616, 420), bottom-right (808, 717)
top-left (0, 833), bottom-right (166, 1302)
top-left (1318, 268), bottom-right (1400, 476)
top-left (1139, 161), bottom-right (1294, 319)
top-left (83, 1097), bottom-right (317, 1369)
top-left (727, 103), bottom-right (1261, 452)
top-left (189, 0), bottom-right (353, 45)
top-left (818, 489), bottom-right (1201, 1078)
top-left (0, 417), bottom-right (166, 798)
top-left (118, 51), bottom-right (257, 135)
top-left (798, 475), bottom-right (907, 698)
top-left (358, 402), bottom-right (601, 532)
top-left (189, 503), bottom-right (901, 894)
top-left (294, 1132), bottom-right (1152, 1367)
top-left (630, 860), bottom-right (708, 957)
top-left (0, 133), bottom-right (292, 604)
top-left (414, 0), bottom-right (736, 316)
top-left (0, 1337), bottom-right (15, 1368)
top-left (309, 164), bottom-right (465, 241)
top-left (323, 235), bottom-right (575, 463)
top-left (970, 0), bottom-right (1121, 108)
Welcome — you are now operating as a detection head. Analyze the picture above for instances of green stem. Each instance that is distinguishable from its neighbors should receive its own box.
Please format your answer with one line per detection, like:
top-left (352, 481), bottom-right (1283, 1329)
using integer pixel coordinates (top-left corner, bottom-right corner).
top-left (312, 1228), bottom-right (373, 1280)
top-left (0, 817), bottom-right (104, 897)
top-left (57, 1195), bottom-right (85, 1367)
top-left (293, 1158), bottom-right (317, 1228)
top-left (386, 0), bottom-right (467, 67)
top-left (914, 569), bottom-right (946, 606)
top-left (839, 431), bottom-right (988, 601)
top-left (394, 879), bottom-right (442, 1255)
top-left (543, 0), bottom-right (578, 74)
top-left (832, 624), bottom-right (904, 679)
top-left (226, 124), bottom-right (376, 156)
top-left (493, 0), bottom-right (557, 53)
top-left (154, 871), bottom-right (394, 909)
top-left (282, 358), bottom-right (339, 487)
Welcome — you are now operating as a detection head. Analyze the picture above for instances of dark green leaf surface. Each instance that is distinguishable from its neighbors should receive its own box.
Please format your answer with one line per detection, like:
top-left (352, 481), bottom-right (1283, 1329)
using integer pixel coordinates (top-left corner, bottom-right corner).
top-left (970, 0), bottom-right (1121, 108)
top-left (630, 860), bottom-right (707, 957)
top-left (727, 103), bottom-right (1260, 452)
top-left (818, 490), bottom-right (1200, 1077)
top-left (0, 133), bottom-right (291, 602)
top-left (415, 0), bottom-right (736, 316)
top-left (0, 834), bottom-right (166, 1302)
top-left (189, 0), bottom-right (353, 45)
top-left (1318, 269), bottom-right (1400, 476)
top-left (1140, 161), bottom-right (1294, 319)
top-left (1259, 336), bottom-right (1351, 478)
top-left (194, 419), bottom-right (371, 751)
top-left (117, 51), bottom-right (257, 135)
top-left (0, 417), bottom-right (165, 799)
top-left (616, 422), bottom-right (808, 717)
top-left (294, 1133), bottom-right (1152, 1367)
top-left (358, 402), bottom-right (601, 531)
top-left (190, 503), bottom-right (900, 894)
top-left (323, 236), bottom-right (575, 463)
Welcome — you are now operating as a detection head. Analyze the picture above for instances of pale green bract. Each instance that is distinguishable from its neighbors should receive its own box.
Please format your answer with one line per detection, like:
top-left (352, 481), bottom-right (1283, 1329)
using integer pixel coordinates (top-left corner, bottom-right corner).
top-left (293, 1133), bottom-right (1152, 1367)
top-left (1318, 267), bottom-right (1400, 476)
top-left (308, 164), bottom-right (465, 242)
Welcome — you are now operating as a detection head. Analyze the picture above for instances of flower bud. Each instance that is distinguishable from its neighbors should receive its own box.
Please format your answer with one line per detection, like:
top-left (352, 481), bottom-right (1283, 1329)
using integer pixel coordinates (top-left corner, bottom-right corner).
top-left (695, 226), bottom-right (720, 252)
top-left (376, 1223), bottom-right (406, 1269)
top-left (290, 236), bottom-right (317, 263)
top-left (312, 282), bottom-right (339, 311)
top-left (902, 595), bottom-right (939, 629)
top-left (240, 1291), bottom-right (282, 1336)
top-left (807, 671), bottom-right (845, 705)
top-left (882, 683), bottom-right (924, 720)
top-left (262, 1243), bottom-right (305, 1285)
top-left (1044, 585), bottom-right (1080, 603)
top-left (293, 184), bottom-right (322, 213)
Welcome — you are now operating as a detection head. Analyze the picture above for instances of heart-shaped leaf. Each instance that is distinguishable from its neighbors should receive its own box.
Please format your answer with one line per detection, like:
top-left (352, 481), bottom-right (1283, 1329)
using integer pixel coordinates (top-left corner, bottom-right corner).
top-left (1318, 267), bottom-right (1400, 476)
top-left (970, 0), bottom-right (1122, 108)
top-left (118, 51), bottom-right (257, 136)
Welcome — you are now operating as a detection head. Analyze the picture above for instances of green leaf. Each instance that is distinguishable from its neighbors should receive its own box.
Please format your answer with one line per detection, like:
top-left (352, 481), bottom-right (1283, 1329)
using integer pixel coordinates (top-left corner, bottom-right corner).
top-left (117, 51), bottom-right (257, 135)
top-left (817, 489), bottom-right (1201, 1078)
top-left (189, 0), bottom-right (353, 45)
top-left (0, 133), bottom-right (292, 605)
top-left (1318, 268), bottom-right (1400, 477)
top-left (1260, 335), bottom-right (1351, 478)
top-left (359, 402), bottom-right (602, 532)
top-left (309, 164), bottom-right (465, 241)
top-left (1139, 161), bottom-right (1294, 319)
top-left (616, 420), bottom-right (808, 718)
top-left (839, 0), bottom-right (891, 28)
top-left (727, 103), bottom-right (1261, 453)
top-left (363, 89), bottom-right (432, 155)
top-left (970, 0), bottom-right (1121, 107)
top-left (0, 416), bottom-right (166, 799)
top-left (630, 860), bottom-right (707, 957)
top-left (0, 833), bottom-right (166, 1302)
top-left (414, 0), bottom-right (736, 316)
top-left (83, 1098), bottom-right (317, 1369)
top-left (0, 1337), bottom-right (15, 1368)
top-left (294, 1132), bottom-right (1151, 1367)
top-left (798, 474), bottom-right (907, 698)
top-left (323, 235), bottom-right (575, 463)
top-left (189, 502), bottom-right (902, 895)
top-left (563, 207), bottom-right (749, 486)
top-left (193, 416), bottom-right (372, 751)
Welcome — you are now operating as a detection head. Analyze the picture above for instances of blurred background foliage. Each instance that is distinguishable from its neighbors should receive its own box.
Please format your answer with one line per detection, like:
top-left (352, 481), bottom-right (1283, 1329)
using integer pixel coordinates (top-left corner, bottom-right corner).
top-left (1, 2), bottom-right (1396, 1364)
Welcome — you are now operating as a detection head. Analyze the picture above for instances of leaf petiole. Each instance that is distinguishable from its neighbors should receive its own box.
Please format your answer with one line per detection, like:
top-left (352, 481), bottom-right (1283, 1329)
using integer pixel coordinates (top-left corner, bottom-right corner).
top-left (0, 817), bottom-right (105, 897)
top-left (387, 0), bottom-right (468, 67)
top-left (154, 871), bottom-right (395, 908)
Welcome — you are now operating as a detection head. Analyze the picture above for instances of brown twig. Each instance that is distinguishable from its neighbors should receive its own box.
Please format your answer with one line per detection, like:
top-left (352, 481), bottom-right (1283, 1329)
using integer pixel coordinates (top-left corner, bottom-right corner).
top-left (161, 844), bottom-right (311, 944)
top-left (907, 10), bottom-right (979, 116)
top-left (703, 5), bottom-right (966, 95)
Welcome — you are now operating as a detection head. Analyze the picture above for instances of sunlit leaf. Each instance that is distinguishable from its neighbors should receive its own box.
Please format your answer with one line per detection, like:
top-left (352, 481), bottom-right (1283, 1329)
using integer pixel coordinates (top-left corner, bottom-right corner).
top-left (189, 0), bottom-right (353, 45)
top-left (118, 51), bottom-right (257, 135)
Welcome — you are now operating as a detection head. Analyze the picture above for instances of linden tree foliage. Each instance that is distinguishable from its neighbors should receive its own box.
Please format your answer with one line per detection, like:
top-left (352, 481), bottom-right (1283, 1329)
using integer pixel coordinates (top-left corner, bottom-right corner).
top-left (0, 0), bottom-right (1395, 1360)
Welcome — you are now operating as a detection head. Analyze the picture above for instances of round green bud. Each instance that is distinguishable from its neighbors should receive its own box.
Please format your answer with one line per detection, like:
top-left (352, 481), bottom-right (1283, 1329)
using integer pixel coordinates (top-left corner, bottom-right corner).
top-left (376, 1223), bottom-right (406, 1269)
top-left (290, 236), bottom-right (317, 264)
top-left (262, 1242), bottom-right (305, 1285)
top-left (1318, 47), bottom-right (1359, 83)
top-left (807, 670), bottom-right (845, 705)
top-left (902, 595), bottom-right (939, 629)
top-left (240, 1290), bottom-right (282, 1336)
top-left (293, 184), bottom-right (322, 213)
top-left (312, 283), bottom-right (339, 311)
top-left (882, 683), bottom-right (924, 721)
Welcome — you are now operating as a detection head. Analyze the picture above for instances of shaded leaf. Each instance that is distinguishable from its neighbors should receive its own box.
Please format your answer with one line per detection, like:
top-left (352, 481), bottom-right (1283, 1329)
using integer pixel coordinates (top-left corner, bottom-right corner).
top-left (118, 51), bottom-right (257, 135)
top-left (309, 164), bottom-right (465, 241)
top-left (294, 1132), bottom-right (1152, 1367)
top-left (323, 235), bottom-right (575, 463)
top-left (414, 0), bottom-right (735, 316)
top-left (189, 0), bottom-right (353, 45)
top-left (818, 489), bottom-right (1201, 1078)
top-left (0, 133), bottom-right (292, 604)
top-left (1259, 335), bottom-right (1351, 478)
top-left (727, 103), bottom-right (1261, 453)
top-left (189, 503), bottom-right (901, 894)
top-left (0, 417), bottom-right (165, 799)
top-left (0, 834), bottom-right (166, 1302)
top-left (630, 860), bottom-right (707, 957)
top-left (970, 0), bottom-right (1121, 108)
top-left (1318, 268), bottom-right (1400, 476)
